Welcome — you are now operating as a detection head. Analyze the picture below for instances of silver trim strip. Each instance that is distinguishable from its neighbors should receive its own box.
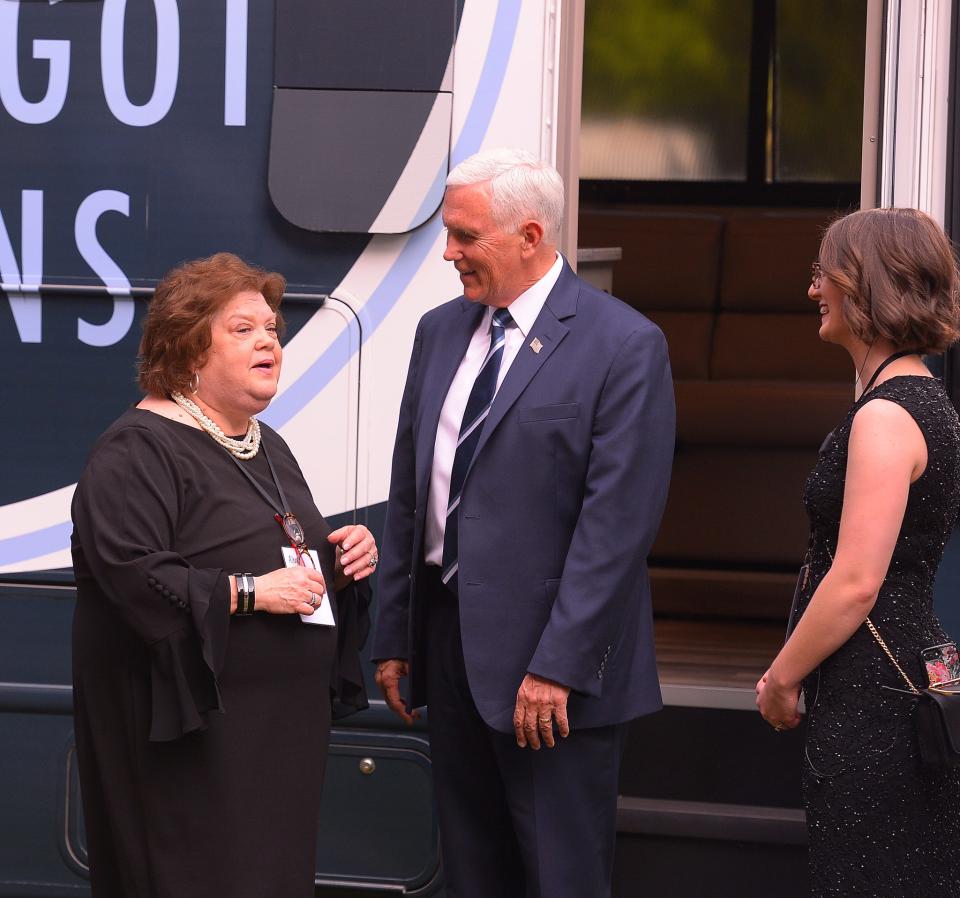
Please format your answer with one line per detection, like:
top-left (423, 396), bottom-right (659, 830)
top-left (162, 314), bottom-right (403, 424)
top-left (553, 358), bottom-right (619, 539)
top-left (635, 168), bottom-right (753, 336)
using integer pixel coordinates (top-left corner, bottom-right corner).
top-left (660, 683), bottom-right (758, 711)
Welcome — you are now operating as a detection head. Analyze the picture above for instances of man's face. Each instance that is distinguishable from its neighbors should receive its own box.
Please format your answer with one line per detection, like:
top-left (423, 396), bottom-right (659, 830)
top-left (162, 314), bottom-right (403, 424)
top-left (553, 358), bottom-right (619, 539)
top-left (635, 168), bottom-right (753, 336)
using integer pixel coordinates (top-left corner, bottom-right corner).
top-left (442, 183), bottom-right (524, 307)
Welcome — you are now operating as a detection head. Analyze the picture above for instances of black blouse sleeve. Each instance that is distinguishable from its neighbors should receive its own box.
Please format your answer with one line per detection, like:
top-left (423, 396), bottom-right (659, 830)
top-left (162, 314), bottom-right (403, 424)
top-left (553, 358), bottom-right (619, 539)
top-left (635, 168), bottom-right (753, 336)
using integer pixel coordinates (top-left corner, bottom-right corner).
top-left (71, 424), bottom-right (230, 741)
top-left (330, 577), bottom-right (372, 719)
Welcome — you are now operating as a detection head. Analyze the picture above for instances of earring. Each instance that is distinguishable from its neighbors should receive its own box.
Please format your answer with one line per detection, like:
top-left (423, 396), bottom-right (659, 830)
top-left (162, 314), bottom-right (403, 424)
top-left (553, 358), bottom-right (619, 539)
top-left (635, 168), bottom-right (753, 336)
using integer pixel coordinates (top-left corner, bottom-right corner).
top-left (189, 372), bottom-right (200, 394)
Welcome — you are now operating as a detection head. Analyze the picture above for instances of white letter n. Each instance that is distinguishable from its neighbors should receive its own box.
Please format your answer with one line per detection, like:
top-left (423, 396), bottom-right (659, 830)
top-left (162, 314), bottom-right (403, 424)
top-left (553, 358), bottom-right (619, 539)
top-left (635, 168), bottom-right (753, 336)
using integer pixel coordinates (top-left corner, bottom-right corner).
top-left (0, 190), bottom-right (43, 343)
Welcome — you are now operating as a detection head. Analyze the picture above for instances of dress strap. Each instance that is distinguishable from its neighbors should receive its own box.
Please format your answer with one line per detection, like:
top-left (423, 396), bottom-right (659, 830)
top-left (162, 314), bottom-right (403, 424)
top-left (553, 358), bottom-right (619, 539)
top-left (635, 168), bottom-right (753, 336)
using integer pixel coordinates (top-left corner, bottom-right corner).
top-left (861, 350), bottom-right (917, 395)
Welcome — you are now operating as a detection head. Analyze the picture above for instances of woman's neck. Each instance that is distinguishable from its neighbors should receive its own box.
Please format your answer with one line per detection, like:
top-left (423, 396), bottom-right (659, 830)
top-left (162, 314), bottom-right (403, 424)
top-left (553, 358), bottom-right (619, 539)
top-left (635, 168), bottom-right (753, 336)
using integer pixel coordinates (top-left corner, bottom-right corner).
top-left (849, 340), bottom-right (925, 399)
top-left (191, 394), bottom-right (251, 435)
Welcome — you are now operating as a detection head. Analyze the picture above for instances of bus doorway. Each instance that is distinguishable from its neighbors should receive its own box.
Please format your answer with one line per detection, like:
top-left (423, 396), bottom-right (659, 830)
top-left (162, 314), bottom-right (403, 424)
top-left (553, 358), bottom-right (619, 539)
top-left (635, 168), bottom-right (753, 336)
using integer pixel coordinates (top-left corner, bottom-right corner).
top-left (573, 1), bottom-right (958, 894)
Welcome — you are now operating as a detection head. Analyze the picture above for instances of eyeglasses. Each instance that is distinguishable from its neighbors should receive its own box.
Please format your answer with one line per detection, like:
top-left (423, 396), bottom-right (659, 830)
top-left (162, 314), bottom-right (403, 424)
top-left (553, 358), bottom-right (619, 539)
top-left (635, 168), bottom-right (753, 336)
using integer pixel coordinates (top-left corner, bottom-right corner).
top-left (811, 261), bottom-right (823, 289)
top-left (290, 541), bottom-right (317, 569)
top-left (275, 512), bottom-right (316, 569)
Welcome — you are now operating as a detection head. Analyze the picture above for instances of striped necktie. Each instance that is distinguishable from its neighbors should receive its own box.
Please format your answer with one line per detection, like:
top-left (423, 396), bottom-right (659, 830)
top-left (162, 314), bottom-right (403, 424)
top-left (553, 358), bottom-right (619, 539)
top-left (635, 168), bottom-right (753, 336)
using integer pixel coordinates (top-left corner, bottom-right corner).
top-left (441, 307), bottom-right (514, 590)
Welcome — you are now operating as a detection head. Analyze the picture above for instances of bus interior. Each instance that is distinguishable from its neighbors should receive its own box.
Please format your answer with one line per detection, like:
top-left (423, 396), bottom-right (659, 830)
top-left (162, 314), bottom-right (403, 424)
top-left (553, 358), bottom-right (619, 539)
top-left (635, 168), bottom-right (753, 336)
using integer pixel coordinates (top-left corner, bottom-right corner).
top-left (575, 2), bottom-right (959, 892)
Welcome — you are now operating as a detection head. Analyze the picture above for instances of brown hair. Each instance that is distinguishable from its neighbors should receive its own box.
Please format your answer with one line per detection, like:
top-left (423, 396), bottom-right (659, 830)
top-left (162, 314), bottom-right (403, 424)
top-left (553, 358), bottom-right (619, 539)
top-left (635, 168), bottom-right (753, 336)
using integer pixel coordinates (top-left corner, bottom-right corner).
top-left (138, 253), bottom-right (286, 396)
top-left (818, 207), bottom-right (960, 354)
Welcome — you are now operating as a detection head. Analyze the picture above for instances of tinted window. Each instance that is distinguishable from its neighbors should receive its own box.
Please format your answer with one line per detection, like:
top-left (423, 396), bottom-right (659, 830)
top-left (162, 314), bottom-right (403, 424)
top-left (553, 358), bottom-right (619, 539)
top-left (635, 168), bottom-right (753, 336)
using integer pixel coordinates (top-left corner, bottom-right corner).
top-left (275, 0), bottom-right (456, 91)
top-left (581, 0), bottom-right (753, 181)
top-left (270, 0), bottom-right (456, 233)
top-left (775, 0), bottom-right (867, 182)
top-left (580, 0), bottom-right (868, 198)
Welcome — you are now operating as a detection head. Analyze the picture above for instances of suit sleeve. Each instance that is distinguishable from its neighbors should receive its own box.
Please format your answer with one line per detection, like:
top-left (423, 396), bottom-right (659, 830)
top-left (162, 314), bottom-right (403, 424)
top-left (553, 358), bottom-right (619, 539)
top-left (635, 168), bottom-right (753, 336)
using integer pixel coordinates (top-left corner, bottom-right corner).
top-left (72, 425), bottom-right (229, 740)
top-left (526, 323), bottom-right (675, 696)
top-left (369, 320), bottom-right (424, 662)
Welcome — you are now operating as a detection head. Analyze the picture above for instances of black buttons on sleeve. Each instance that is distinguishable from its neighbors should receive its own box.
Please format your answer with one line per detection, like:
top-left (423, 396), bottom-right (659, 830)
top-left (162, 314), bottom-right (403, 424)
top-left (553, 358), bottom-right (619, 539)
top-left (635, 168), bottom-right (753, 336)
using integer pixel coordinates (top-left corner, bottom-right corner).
top-left (150, 577), bottom-right (186, 612)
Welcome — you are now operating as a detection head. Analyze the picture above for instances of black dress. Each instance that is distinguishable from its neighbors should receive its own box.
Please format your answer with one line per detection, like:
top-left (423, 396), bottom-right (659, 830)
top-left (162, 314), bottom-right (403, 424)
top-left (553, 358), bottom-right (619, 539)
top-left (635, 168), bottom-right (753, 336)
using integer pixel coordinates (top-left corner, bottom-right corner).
top-left (71, 408), bottom-right (369, 898)
top-left (798, 376), bottom-right (960, 896)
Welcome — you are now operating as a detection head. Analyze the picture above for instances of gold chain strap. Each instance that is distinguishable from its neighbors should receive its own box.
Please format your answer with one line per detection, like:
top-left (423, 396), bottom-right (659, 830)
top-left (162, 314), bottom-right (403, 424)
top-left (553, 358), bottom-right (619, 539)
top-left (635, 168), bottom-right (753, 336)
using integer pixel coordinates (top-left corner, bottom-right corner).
top-left (864, 617), bottom-right (921, 694)
top-left (820, 540), bottom-right (921, 695)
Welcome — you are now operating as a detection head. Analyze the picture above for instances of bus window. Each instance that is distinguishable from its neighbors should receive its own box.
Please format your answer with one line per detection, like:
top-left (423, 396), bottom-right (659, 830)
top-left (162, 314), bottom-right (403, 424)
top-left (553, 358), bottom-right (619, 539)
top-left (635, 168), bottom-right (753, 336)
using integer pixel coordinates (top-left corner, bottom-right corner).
top-left (775, 0), bottom-right (867, 182)
top-left (580, 0), bottom-right (867, 207)
top-left (580, 0), bottom-right (753, 182)
top-left (269, 0), bottom-right (457, 234)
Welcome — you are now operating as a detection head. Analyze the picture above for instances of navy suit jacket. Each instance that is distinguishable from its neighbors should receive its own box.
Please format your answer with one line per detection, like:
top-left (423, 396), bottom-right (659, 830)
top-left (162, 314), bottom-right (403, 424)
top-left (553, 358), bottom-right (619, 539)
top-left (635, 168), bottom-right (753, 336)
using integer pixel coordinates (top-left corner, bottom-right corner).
top-left (370, 260), bottom-right (676, 732)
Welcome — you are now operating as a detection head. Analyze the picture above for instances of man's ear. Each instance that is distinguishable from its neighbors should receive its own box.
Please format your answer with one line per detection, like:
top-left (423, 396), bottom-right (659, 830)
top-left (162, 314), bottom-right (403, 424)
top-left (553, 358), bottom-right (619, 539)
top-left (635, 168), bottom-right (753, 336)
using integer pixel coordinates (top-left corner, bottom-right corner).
top-left (519, 219), bottom-right (545, 256)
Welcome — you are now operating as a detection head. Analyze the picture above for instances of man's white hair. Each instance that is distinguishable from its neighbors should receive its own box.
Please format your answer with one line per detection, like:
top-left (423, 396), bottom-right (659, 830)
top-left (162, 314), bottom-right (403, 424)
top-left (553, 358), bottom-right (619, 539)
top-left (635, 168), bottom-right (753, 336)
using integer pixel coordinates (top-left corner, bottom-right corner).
top-left (446, 148), bottom-right (565, 244)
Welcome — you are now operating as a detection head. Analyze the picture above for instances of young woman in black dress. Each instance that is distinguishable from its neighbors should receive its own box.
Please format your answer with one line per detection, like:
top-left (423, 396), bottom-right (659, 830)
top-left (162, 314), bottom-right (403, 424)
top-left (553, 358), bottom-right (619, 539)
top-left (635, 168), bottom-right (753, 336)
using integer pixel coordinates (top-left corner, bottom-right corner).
top-left (756, 208), bottom-right (960, 896)
top-left (71, 253), bottom-right (378, 897)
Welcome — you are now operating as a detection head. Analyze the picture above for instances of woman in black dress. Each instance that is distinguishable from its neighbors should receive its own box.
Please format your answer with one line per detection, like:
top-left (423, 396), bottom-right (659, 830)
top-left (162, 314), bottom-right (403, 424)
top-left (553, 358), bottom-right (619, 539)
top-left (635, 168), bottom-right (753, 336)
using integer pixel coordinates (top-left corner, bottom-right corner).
top-left (756, 208), bottom-right (960, 896)
top-left (71, 253), bottom-right (378, 898)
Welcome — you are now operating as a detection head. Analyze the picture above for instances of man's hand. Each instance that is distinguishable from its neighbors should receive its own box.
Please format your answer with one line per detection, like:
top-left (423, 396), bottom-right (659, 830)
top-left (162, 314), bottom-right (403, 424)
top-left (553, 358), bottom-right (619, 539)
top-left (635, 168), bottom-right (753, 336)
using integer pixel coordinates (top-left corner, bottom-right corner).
top-left (513, 673), bottom-right (571, 749)
top-left (375, 659), bottom-right (420, 726)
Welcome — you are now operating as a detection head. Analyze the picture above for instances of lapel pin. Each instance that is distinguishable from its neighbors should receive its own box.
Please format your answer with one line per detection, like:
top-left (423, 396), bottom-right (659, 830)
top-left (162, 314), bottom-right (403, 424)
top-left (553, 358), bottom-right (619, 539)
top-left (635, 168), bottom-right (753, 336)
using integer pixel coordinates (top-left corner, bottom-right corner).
top-left (530, 337), bottom-right (543, 354)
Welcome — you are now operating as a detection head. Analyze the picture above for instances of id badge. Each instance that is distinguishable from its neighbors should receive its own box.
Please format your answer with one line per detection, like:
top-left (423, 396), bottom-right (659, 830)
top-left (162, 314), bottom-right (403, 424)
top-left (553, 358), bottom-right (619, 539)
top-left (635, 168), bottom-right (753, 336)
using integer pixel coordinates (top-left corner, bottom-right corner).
top-left (280, 546), bottom-right (336, 627)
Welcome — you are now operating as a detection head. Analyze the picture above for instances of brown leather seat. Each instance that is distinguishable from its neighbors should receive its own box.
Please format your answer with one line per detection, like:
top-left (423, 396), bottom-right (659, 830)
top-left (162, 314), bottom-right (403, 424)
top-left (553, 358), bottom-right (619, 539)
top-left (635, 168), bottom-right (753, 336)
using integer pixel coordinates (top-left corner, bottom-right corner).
top-left (580, 207), bottom-right (852, 620)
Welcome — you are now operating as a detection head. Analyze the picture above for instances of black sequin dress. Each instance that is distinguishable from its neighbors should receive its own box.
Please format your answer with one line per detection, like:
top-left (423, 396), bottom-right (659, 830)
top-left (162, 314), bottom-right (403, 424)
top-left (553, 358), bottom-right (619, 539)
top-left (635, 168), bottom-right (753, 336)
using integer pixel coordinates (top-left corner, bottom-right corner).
top-left (798, 376), bottom-right (960, 896)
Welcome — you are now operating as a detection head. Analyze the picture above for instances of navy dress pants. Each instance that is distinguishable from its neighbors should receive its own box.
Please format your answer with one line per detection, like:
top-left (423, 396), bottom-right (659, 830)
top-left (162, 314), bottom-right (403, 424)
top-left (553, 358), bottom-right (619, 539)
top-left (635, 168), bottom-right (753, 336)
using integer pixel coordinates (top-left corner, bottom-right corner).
top-left (422, 567), bottom-right (626, 898)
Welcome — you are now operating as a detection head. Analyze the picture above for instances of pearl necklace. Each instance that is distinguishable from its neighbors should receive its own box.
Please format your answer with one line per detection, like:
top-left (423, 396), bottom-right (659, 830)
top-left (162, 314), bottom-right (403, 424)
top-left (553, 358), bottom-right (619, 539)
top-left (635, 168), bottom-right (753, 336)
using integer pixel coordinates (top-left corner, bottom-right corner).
top-left (171, 391), bottom-right (261, 460)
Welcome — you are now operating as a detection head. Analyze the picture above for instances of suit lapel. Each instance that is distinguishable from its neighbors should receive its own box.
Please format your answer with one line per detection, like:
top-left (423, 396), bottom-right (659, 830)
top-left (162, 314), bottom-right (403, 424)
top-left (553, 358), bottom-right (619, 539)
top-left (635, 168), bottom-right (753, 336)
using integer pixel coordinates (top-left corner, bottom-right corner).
top-left (414, 299), bottom-right (485, 501)
top-left (467, 264), bottom-right (579, 468)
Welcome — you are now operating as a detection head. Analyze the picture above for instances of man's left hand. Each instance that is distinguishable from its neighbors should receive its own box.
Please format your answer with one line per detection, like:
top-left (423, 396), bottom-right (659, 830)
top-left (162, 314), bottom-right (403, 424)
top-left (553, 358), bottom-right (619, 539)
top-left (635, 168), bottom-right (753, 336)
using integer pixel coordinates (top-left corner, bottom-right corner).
top-left (513, 674), bottom-right (571, 750)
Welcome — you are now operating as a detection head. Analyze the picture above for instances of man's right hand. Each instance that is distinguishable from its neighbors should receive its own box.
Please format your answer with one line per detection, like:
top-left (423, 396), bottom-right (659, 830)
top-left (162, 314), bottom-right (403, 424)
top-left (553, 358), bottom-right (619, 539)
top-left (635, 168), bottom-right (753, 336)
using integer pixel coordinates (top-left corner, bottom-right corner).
top-left (375, 659), bottom-right (421, 725)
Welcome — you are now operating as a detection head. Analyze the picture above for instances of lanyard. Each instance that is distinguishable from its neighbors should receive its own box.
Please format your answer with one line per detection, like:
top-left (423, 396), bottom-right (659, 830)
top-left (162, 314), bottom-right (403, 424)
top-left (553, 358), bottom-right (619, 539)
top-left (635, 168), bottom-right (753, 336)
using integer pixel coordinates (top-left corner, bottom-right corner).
top-left (228, 440), bottom-right (307, 547)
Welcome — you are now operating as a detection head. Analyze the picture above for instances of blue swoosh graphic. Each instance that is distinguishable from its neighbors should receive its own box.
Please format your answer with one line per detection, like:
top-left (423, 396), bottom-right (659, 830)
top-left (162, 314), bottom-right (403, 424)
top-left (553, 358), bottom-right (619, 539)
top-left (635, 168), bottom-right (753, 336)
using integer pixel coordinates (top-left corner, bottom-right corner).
top-left (0, 0), bottom-right (522, 567)
top-left (0, 522), bottom-right (73, 567)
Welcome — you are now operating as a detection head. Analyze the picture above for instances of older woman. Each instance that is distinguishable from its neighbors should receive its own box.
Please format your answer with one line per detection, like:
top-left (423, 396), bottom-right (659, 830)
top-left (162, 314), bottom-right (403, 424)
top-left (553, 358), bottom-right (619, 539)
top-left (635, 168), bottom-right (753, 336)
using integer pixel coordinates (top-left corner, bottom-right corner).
top-left (70, 253), bottom-right (377, 898)
top-left (756, 208), bottom-right (960, 895)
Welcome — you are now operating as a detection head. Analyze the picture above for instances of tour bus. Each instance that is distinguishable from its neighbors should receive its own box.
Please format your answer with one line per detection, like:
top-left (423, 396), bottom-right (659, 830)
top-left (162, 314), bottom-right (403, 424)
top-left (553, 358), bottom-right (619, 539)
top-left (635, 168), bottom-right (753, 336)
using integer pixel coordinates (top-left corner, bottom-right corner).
top-left (0, 1), bottom-right (957, 895)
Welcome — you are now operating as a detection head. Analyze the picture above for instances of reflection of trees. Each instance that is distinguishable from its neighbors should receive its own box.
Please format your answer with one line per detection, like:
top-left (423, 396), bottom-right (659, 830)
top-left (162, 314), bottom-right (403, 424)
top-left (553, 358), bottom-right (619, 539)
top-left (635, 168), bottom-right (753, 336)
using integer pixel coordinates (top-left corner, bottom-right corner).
top-left (582, 0), bottom-right (866, 183)
top-left (777, 1), bottom-right (866, 181)
top-left (583, 0), bottom-right (751, 176)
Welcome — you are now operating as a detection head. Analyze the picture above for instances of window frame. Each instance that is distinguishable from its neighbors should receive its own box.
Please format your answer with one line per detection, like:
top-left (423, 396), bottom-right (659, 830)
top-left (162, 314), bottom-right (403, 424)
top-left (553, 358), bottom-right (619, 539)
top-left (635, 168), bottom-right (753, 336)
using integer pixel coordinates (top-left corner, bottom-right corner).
top-left (943, 0), bottom-right (960, 411)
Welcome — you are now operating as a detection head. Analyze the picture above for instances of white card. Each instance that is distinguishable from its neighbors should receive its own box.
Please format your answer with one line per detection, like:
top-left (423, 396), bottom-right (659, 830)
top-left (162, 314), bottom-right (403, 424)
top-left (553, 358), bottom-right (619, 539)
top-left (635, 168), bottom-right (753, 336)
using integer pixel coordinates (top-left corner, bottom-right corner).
top-left (280, 546), bottom-right (336, 626)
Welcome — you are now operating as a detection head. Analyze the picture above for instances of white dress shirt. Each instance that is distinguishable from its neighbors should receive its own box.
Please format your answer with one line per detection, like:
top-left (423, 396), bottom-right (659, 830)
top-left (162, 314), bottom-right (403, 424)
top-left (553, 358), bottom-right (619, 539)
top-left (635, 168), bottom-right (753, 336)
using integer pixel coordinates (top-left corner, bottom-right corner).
top-left (424, 253), bottom-right (564, 565)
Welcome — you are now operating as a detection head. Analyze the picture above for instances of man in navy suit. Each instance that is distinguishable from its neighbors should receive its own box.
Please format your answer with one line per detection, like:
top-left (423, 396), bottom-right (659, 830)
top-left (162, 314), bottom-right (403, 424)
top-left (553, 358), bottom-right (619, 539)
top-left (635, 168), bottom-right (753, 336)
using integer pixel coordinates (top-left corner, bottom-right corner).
top-left (371, 148), bottom-right (675, 898)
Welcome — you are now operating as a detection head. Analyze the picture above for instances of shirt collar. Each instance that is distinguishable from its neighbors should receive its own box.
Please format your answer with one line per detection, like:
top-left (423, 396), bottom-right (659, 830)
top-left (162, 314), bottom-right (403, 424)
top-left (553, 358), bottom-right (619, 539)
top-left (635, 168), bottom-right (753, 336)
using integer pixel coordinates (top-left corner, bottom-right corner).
top-left (496, 252), bottom-right (563, 338)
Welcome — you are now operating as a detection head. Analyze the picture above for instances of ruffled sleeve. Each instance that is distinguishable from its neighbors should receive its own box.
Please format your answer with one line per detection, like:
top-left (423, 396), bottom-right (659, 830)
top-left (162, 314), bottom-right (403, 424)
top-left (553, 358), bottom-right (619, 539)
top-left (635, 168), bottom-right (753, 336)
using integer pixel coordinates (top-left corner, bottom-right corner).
top-left (330, 577), bottom-right (372, 719)
top-left (72, 423), bottom-right (230, 741)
